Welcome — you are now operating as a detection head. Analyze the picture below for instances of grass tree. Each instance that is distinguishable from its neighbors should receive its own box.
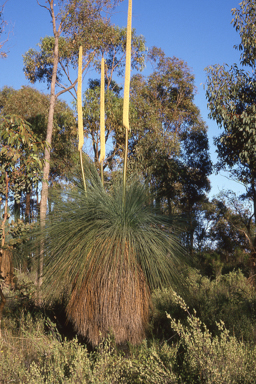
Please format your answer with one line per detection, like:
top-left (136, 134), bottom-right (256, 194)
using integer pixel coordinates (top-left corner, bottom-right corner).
top-left (38, 0), bottom-right (186, 346)
top-left (40, 164), bottom-right (185, 345)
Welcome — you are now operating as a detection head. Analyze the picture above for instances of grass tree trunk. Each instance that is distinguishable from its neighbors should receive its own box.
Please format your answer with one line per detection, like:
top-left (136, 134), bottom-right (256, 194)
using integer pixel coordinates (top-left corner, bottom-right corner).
top-left (38, 2), bottom-right (60, 299)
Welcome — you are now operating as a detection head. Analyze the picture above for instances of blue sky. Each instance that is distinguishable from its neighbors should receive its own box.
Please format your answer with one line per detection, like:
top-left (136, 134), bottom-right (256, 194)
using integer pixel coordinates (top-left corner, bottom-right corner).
top-left (0, 0), bottom-right (245, 198)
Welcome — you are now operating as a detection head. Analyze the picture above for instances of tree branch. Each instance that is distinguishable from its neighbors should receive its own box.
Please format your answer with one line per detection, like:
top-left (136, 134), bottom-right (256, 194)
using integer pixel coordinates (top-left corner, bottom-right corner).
top-left (36, 0), bottom-right (51, 14)
top-left (56, 52), bottom-right (97, 99)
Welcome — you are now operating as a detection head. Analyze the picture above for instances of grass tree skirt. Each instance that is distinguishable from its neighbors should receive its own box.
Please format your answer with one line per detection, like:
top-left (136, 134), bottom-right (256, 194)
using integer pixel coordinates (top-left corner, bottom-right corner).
top-left (66, 253), bottom-right (151, 346)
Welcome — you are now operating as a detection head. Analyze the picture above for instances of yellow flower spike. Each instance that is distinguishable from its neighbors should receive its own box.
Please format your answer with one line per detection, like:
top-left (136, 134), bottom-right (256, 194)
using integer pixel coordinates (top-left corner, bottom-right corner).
top-left (77, 46), bottom-right (86, 193)
top-left (123, 0), bottom-right (132, 204)
top-left (123, 0), bottom-right (132, 132)
top-left (78, 46), bottom-right (83, 151)
top-left (99, 56), bottom-right (105, 164)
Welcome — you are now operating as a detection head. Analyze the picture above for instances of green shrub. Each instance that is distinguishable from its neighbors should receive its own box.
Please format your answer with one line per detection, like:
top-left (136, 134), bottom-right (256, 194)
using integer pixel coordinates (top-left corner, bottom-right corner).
top-left (168, 292), bottom-right (256, 383)
top-left (151, 269), bottom-right (256, 343)
top-left (120, 340), bottom-right (178, 384)
top-left (0, 313), bottom-right (125, 383)
top-left (2, 272), bottom-right (256, 383)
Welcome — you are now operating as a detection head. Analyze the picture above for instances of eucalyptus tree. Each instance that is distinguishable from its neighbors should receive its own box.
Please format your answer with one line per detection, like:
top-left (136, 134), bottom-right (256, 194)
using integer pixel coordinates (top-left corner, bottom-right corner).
top-left (232, 0), bottom-right (256, 67)
top-left (0, 112), bottom-right (45, 327)
top-left (206, 65), bottom-right (256, 220)
top-left (0, 115), bottom-right (44, 219)
top-left (0, 86), bottom-right (76, 220)
top-left (130, 48), bottom-right (202, 160)
top-left (0, 115), bottom-right (43, 311)
top-left (206, 0), bottom-right (256, 220)
top-left (205, 0), bottom-right (256, 274)
top-left (206, 192), bottom-right (254, 276)
top-left (170, 126), bottom-right (212, 253)
top-left (128, 48), bottom-right (210, 205)
top-left (82, 80), bottom-right (124, 168)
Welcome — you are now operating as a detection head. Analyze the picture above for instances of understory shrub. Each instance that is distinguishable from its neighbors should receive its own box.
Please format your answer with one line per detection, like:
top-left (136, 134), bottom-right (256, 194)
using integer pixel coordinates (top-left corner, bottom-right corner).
top-left (168, 292), bottom-right (256, 384)
top-left (151, 269), bottom-right (256, 344)
top-left (0, 312), bottom-right (125, 383)
top-left (1, 293), bottom-right (256, 383)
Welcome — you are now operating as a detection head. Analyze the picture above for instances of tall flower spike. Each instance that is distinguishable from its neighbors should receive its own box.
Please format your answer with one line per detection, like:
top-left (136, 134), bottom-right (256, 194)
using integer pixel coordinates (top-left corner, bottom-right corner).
top-left (123, 0), bottom-right (132, 132)
top-left (77, 46), bottom-right (86, 193)
top-left (78, 46), bottom-right (83, 151)
top-left (99, 56), bottom-right (105, 163)
top-left (123, 0), bottom-right (132, 203)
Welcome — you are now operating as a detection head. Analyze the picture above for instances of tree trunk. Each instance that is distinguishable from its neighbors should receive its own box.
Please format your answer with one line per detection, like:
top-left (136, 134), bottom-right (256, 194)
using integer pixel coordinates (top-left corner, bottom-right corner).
top-left (250, 173), bottom-right (256, 283)
top-left (0, 172), bottom-right (8, 338)
top-left (14, 197), bottom-right (20, 220)
top-left (189, 215), bottom-right (194, 255)
top-left (0, 248), bottom-right (14, 287)
top-left (252, 174), bottom-right (256, 224)
top-left (25, 189), bottom-right (31, 223)
top-left (38, 5), bottom-right (60, 299)
top-left (167, 196), bottom-right (172, 216)
top-left (1, 172), bottom-right (8, 259)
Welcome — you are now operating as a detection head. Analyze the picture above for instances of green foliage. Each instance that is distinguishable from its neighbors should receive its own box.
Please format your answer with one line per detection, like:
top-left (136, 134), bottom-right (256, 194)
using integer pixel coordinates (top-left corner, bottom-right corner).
top-left (180, 129), bottom-right (212, 198)
top-left (231, 0), bottom-right (256, 67)
top-left (172, 129), bottom-right (212, 252)
top-left (23, 10), bottom-right (146, 94)
top-left (151, 269), bottom-right (256, 344)
top-left (210, 192), bottom-right (254, 262)
top-left (23, 36), bottom-right (76, 85)
top-left (194, 192), bottom-right (255, 276)
top-left (129, 49), bottom-right (211, 223)
top-left (82, 83), bottom-right (124, 167)
top-left (205, 64), bottom-right (256, 168)
top-left (94, 25), bottom-right (146, 79)
top-left (168, 292), bottom-right (256, 384)
top-left (2, 287), bottom-right (256, 383)
top-left (0, 86), bottom-right (77, 183)
top-left (130, 49), bottom-right (200, 166)
top-left (205, 1), bottom-right (256, 229)
top-left (23, 333), bottom-right (125, 383)
top-left (0, 114), bottom-right (44, 198)
top-left (0, 87), bottom-right (77, 249)
top-left (122, 340), bottom-right (178, 384)
top-left (0, 297), bottom-right (177, 384)
top-left (0, 218), bottom-right (34, 250)
top-left (134, 47), bottom-right (200, 129)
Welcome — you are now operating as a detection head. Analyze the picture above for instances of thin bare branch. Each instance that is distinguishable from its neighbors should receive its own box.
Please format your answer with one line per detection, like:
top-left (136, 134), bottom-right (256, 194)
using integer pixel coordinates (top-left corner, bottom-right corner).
top-left (36, 0), bottom-right (50, 12)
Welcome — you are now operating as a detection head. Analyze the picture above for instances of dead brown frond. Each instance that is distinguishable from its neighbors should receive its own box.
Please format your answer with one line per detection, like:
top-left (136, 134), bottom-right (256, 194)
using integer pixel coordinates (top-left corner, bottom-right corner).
top-left (66, 242), bottom-right (151, 346)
